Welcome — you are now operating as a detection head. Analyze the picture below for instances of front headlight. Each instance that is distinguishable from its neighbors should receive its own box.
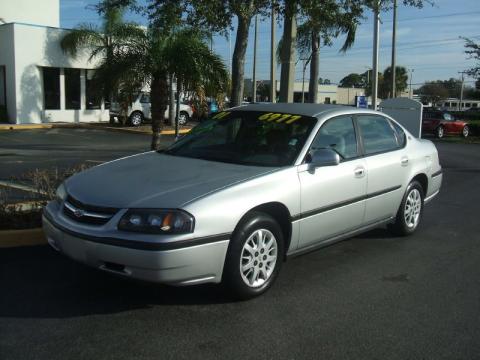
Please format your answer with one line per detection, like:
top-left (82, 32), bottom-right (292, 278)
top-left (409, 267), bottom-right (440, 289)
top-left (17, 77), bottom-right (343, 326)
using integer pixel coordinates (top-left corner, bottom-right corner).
top-left (55, 183), bottom-right (67, 203)
top-left (118, 209), bottom-right (195, 234)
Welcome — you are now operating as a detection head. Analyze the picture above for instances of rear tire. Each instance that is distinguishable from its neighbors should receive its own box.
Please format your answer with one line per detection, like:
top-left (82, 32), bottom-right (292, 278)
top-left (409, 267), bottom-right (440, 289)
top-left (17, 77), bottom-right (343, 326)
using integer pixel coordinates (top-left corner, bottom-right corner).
top-left (223, 212), bottom-right (284, 300)
top-left (462, 125), bottom-right (469, 138)
top-left (389, 181), bottom-right (424, 236)
top-left (436, 126), bottom-right (444, 139)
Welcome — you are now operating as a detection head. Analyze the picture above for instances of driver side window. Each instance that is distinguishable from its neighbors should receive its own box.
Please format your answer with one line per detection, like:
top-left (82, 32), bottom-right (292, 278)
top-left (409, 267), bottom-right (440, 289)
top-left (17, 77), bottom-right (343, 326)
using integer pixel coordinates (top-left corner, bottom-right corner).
top-left (311, 116), bottom-right (358, 160)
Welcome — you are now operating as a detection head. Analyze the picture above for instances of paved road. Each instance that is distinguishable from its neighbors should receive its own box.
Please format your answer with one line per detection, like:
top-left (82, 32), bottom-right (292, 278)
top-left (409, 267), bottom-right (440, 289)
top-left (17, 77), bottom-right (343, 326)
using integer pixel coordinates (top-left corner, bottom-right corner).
top-left (1, 141), bottom-right (480, 359)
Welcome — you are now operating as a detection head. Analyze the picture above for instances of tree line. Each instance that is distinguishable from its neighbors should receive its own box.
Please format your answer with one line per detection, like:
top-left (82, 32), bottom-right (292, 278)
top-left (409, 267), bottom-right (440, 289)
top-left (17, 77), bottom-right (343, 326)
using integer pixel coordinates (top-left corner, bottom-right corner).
top-left (62, 0), bottom-right (432, 149)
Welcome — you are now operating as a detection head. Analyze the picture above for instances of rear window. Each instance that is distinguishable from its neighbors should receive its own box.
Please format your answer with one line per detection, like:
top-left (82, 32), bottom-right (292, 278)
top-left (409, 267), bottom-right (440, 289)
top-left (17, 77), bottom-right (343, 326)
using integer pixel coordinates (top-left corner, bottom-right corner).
top-left (357, 115), bottom-right (399, 155)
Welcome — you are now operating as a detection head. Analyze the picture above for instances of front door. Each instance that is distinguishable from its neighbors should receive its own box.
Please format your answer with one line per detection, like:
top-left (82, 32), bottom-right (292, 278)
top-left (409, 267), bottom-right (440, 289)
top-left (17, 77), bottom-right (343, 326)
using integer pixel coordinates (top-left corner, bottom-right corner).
top-left (297, 115), bottom-right (367, 249)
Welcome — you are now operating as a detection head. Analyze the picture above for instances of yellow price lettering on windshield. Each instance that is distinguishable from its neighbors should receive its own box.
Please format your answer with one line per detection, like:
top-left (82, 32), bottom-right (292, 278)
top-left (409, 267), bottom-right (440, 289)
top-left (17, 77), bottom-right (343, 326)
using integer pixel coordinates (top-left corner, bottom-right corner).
top-left (258, 113), bottom-right (303, 124)
top-left (285, 115), bottom-right (302, 124)
top-left (212, 111), bottom-right (230, 120)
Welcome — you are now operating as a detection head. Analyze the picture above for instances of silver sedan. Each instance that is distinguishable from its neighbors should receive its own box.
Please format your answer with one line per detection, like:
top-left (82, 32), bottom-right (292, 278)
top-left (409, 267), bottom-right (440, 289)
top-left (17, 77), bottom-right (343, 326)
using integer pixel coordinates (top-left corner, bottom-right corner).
top-left (43, 104), bottom-right (442, 299)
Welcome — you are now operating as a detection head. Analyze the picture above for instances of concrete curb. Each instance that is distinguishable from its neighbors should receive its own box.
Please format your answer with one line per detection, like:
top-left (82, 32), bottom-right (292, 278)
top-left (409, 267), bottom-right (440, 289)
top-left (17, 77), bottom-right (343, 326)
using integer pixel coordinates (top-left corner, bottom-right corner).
top-left (0, 227), bottom-right (46, 248)
top-left (0, 122), bottom-right (192, 135)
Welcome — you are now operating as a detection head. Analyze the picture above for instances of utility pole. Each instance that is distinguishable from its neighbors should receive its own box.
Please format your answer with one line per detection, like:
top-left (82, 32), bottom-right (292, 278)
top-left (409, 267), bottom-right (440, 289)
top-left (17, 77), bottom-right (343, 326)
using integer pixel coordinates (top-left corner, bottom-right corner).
top-left (229, 29), bottom-right (232, 77)
top-left (391, 0), bottom-right (397, 98)
top-left (459, 71), bottom-right (466, 111)
top-left (270, 1), bottom-right (276, 103)
top-left (252, 16), bottom-right (258, 103)
top-left (372, 2), bottom-right (380, 110)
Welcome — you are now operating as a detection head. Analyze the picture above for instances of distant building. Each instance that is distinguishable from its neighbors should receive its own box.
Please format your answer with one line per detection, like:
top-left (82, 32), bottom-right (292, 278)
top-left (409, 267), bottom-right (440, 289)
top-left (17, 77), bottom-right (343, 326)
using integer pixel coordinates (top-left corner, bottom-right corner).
top-left (0, 0), bottom-right (109, 124)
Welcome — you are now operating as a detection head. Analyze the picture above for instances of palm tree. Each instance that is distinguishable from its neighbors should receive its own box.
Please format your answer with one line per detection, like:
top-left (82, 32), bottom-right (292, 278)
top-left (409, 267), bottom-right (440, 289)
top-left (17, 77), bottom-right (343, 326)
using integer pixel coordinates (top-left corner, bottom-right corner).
top-left (60, 7), bottom-right (145, 106)
top-left (278, 0), bottom-right (363, 103)
top-left (106, 27), bottom-right (229, 149)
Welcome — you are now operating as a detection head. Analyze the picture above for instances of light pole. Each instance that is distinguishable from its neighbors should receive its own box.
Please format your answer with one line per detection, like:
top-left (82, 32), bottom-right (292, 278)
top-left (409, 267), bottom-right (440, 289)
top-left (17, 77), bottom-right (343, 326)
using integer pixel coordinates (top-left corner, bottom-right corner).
top-left (252, 15), bottom-right (258, 103)
top-left (459, 71), bottom-right (466, 111)
top-left (372, 2), bottom-right (380, 110)
top-left (391, 0), bottom-right (397, 98)
top-left (270, 1), bottom-right (276, 103)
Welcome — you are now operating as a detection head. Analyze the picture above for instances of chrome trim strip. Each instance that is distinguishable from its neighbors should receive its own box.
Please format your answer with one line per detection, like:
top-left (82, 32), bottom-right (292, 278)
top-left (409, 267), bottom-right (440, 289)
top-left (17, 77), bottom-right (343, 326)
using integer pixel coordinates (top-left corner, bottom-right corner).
top-left (431, 169), bottom-right (443, 178)
top-left (291, 185), bottom-right (401, 222)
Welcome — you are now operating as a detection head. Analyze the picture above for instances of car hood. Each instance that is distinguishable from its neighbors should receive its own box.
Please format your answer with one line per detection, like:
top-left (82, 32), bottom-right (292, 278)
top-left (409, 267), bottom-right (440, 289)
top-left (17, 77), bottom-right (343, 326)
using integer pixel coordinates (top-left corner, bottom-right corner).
top-left (65, 152), bottom-right (276, 209)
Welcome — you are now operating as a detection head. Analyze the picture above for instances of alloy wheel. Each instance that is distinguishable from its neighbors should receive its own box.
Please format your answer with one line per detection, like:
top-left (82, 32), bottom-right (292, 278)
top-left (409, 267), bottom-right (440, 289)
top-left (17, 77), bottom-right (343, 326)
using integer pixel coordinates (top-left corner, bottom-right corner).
top-left (131, 113), bottom-right (142, 126)
top-left (404, 188), bottom-right (422, 229)
top-left (178, 113), bottom-right (187, 125)
top-left (437, 126), bottom-right (444, 138)
top-left (239, 229), bottom-right (278, 288)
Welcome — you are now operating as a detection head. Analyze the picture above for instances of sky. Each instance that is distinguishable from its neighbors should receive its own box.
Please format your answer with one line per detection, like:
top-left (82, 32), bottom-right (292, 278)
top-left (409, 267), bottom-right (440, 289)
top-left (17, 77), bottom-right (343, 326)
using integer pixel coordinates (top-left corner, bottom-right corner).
top-left (60, 0), bottom-right (480, 89)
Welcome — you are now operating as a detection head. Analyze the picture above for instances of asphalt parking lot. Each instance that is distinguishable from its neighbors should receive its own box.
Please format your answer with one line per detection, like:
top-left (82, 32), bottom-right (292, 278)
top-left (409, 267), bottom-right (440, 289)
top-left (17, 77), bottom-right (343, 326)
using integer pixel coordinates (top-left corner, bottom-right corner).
top-left (0, 128), bottom-right (173, 179)
top-left (0, 128), bottom-right (174, 201)
top-left (1, 135), bottom-right (480, 359)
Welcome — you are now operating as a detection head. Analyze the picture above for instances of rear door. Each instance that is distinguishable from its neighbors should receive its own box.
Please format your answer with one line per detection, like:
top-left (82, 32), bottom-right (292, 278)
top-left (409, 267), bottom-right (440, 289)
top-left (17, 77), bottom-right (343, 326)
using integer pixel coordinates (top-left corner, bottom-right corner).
top-left (297, 115), bottom-right (367, 249)
top-left (356, 115), bottom-right (409, 224)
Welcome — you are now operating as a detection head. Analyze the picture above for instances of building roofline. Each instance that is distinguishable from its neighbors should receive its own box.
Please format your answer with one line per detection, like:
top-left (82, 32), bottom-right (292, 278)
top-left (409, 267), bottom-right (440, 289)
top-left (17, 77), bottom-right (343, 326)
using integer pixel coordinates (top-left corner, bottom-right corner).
top-left (0, 22), bottom-right (73, 31)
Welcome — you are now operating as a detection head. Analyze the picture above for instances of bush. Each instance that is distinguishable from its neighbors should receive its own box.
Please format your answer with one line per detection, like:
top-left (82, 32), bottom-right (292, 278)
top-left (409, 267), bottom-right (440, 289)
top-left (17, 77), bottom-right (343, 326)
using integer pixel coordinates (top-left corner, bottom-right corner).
top-left (0, 164), bottom-right (91, 230)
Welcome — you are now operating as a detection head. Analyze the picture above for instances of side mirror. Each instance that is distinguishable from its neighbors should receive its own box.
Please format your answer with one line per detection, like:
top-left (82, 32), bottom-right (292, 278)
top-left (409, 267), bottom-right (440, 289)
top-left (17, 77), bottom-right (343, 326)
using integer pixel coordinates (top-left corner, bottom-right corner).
top-left (308, 148), bottom-right (340, 168)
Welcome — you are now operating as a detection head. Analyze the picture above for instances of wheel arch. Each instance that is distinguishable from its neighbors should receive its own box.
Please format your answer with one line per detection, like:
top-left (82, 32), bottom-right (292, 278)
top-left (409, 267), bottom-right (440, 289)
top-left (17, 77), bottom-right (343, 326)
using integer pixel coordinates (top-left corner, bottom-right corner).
top-left (410, 173), bottom-right (428, 196)
top-left (233, 202), bottom-right (292, 261)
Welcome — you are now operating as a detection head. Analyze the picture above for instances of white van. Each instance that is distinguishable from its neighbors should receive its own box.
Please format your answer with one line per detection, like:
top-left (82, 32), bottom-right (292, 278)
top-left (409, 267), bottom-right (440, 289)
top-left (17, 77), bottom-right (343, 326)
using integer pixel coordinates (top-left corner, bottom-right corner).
top-left (111, 92), bottom-right (193, 126)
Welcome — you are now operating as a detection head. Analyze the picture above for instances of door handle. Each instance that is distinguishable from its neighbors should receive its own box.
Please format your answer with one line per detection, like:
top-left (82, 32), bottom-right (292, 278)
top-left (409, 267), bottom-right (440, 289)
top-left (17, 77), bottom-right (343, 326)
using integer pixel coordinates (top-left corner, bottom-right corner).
top-left (354, 167), bottom-right (365, 178)
top-left (401, 156), bottom-right (409, 166)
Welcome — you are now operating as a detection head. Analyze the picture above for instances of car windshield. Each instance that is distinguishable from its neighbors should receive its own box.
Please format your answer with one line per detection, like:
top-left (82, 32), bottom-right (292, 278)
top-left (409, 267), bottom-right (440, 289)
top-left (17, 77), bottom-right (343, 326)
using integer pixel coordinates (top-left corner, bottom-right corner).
top-left (163, 110), bottom-right (317, 167)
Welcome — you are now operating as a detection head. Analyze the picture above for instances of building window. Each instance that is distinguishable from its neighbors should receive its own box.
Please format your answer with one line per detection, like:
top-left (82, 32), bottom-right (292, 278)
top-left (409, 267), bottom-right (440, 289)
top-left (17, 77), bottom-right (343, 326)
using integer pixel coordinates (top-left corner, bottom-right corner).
top-left (86, 70), bottom-right (101, 109)
top-left (465, 103), bottom-right (471, 108)
top-left (65, 68), bottom-right (81, 110)
top-left (43, 67), bottom-right (60, 110)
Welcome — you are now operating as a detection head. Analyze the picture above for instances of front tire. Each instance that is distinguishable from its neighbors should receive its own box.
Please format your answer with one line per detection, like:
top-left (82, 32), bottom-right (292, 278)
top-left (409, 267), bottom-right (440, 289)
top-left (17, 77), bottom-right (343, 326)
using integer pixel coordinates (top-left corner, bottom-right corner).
top-left (390, 181), bottom-right (424, 236)
top-left (462, 125), bottom-right (469, 138)
top-left (223, 212), bottom-right (284, 300)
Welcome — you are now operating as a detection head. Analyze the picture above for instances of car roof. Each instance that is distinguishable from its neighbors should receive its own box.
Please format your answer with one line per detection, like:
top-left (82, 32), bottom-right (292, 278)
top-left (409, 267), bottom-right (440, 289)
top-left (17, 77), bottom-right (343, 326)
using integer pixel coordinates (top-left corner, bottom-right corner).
top-left (230, 103), bottom-right (373, 118)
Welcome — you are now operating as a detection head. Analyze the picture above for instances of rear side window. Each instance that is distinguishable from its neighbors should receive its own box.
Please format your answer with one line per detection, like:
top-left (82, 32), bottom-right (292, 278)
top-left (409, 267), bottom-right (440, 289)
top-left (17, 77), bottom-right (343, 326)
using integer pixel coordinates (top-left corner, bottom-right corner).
top-left (390, 120), bottom-right (406, 148)
top-left (357, 115), bottom-right (399, 155)
top-left (311, 116), bottom-right (358, 160)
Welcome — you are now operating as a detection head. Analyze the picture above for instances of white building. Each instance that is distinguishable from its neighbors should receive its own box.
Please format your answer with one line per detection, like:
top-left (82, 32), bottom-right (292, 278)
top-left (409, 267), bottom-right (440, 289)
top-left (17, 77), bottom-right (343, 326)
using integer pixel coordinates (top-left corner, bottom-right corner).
top-left (0, 0), bottom-right (109, 124)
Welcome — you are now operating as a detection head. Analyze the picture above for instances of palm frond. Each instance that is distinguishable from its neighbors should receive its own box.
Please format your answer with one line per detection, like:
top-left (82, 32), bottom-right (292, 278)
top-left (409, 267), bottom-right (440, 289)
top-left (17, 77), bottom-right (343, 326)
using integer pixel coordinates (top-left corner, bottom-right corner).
top-left (60, 24), bottom-right (104, 57)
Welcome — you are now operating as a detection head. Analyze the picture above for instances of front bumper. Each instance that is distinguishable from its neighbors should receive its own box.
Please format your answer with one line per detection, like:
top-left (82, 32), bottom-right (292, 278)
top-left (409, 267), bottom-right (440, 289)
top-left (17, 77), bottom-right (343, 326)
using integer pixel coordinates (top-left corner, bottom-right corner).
top-left (42, 215), bottom-right (230, 286)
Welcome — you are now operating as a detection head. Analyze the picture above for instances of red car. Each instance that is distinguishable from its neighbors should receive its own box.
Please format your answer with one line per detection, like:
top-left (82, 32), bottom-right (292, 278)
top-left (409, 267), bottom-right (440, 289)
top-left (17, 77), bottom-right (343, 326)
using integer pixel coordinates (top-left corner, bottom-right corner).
top-left (422, 111), bottom-right (469, 138)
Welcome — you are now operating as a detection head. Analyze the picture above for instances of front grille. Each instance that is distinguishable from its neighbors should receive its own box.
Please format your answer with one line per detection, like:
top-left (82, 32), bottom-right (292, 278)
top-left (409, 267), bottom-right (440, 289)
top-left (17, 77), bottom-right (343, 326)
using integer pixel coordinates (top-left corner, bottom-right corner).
top-left (63, 195), bottom-right (118, 225)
